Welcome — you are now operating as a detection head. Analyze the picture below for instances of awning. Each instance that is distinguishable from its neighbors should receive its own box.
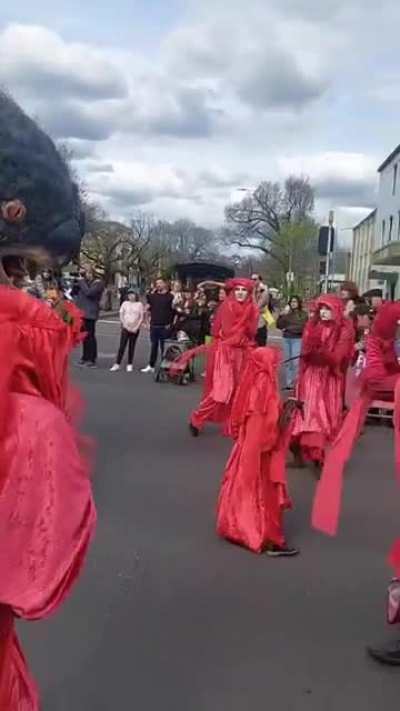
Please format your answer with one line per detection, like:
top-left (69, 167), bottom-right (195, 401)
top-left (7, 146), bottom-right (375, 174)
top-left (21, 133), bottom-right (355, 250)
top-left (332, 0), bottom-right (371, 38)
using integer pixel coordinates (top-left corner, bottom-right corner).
top-left (372, 242), bottom-right (400, 266)
top-left (369, 263), bottom-right (400, 282)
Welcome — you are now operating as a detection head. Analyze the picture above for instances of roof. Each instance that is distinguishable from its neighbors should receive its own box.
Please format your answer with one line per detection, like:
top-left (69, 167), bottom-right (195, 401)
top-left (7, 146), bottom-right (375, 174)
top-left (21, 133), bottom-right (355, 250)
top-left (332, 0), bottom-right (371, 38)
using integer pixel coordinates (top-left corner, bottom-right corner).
top-left (378, 144), bottom-right (400, 173)
top-left (353, 208), bottom-right (377, 231)
top-left (172, 262), bottom-right (234, 282)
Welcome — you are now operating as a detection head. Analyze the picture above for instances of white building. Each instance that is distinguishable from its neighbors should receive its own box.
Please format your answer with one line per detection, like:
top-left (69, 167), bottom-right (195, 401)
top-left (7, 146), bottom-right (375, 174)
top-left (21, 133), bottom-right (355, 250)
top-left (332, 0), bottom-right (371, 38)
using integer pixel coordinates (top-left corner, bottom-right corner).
top-left (370, 145), bottom-right (400, 299)
top-left (349, 209), bottom-right (378, 294)
top-left (350, 144), bottom-right (400, 299)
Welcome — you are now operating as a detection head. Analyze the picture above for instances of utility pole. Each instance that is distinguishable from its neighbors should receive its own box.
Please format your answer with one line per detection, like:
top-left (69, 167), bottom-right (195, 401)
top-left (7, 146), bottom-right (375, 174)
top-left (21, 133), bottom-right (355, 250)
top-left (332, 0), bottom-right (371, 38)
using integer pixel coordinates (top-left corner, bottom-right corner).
top-left (323, 210), bottom-right (334, 293)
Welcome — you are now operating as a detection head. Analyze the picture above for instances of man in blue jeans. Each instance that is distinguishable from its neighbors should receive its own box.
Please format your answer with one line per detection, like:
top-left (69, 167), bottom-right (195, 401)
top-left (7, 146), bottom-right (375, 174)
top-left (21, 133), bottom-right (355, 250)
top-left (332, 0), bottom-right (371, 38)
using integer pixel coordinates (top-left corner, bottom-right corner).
top-left (276, 296), bottom-right (308, 390)
top-left (141, 278), bottom-right (174, 373)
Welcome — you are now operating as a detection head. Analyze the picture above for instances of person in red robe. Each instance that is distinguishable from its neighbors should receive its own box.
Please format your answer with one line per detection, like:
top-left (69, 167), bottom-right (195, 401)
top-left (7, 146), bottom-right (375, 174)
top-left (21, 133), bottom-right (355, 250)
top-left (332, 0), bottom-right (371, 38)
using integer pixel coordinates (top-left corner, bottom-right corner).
top-left (312, 301), bottom-right (400, 665)
top-left (216, 346), bottom-right (299, 555)
top-left (0, 282), bottom-right (96, 709)
top-left (290, 294), bottom-right (354, 471)
top-left (188, 277), bottom-right (259, 436)
top-left (0, 91), bottom-right (95, 709)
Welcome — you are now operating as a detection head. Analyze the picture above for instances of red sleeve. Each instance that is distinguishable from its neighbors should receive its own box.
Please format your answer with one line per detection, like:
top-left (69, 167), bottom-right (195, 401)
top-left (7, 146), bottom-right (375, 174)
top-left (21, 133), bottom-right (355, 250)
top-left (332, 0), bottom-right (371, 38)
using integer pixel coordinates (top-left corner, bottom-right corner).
top-left (364, 335), bottom-right (400, 396)
top-left (323, 321), bottom-right (355, 370)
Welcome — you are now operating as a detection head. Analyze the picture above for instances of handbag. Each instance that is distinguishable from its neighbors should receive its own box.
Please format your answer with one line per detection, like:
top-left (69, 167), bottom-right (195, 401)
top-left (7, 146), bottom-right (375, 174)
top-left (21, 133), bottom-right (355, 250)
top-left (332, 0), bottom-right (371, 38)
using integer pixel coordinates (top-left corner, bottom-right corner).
top-left (387, 579), bottom-right (400, 624)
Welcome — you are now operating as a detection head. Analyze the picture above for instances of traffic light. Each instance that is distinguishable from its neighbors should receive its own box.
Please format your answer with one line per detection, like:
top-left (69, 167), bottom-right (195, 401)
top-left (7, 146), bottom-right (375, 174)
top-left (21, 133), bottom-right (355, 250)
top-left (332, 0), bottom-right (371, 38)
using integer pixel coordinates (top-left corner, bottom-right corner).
top-left (318, 226), bottom-right (335, 256)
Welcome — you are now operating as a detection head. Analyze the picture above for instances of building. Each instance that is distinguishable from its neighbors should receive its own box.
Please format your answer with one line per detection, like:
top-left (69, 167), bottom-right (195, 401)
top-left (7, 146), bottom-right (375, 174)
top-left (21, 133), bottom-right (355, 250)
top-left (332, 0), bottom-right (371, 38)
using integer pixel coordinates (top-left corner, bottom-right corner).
top-left (350, 144), bottom-right (400, 299)
top-left (349, 209), bottom-right (377, 294)
top-left (370, 144), bottom-right (400, 299)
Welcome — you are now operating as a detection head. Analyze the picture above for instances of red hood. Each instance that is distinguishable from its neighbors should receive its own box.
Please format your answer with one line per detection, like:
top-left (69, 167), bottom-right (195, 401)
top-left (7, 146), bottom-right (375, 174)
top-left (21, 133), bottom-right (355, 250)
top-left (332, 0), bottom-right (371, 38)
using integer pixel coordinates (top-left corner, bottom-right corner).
top-left (371, 301), bottom-right (400, 340)
top-left (225, 277), bottom-right (255, 294)
top-left (316, 294), bottom-right (344, 321)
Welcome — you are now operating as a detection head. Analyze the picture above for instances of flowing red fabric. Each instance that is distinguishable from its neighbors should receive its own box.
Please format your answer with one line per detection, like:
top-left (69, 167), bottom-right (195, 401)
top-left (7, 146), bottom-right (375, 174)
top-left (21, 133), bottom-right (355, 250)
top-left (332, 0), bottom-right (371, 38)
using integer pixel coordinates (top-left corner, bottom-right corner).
top-left (216, 347), bottom-right (292, 552)
top-left (178, 279), bottom-right (259, 432)
top-left (0, 287), bottom-right (96, 709)
top-left (291, 295), bottom-right (354, 463)
top-left (312, 301), bottom-right (400, 574)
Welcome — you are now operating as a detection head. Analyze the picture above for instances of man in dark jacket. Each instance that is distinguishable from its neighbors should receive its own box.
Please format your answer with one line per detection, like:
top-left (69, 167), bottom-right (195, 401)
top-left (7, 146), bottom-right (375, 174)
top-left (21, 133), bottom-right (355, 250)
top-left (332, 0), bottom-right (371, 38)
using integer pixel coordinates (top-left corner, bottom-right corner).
top-left (74, 267), bottom-right (105, 367)
top-left (141, 278), bottom-right (174, 373)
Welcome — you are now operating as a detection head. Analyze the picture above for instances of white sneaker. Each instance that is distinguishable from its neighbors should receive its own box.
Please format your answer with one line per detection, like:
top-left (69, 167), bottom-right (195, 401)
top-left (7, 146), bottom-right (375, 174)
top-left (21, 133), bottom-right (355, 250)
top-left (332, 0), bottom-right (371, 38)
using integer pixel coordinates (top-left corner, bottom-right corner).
top-left (126, 365), bottom-right (133, 373)
top-left (110, 364), bottom-right (120, 372)
top-left (141, 365), bottom-right (154, 373)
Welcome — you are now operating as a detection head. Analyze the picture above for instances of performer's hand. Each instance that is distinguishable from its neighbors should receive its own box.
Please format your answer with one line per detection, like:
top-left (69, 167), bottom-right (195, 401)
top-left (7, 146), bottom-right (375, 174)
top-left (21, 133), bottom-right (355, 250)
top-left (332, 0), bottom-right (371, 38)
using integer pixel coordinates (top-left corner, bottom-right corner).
top-left (279, 398), bottom-right (303, 431)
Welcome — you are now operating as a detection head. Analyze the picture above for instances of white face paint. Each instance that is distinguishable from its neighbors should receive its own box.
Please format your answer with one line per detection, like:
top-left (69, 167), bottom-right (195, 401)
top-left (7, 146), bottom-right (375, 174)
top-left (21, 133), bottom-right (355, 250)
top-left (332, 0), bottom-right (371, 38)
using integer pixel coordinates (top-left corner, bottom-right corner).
top-left (234, 286), bottom-right (249, 302)
top-left (320, 306), bottom-right (333, 321)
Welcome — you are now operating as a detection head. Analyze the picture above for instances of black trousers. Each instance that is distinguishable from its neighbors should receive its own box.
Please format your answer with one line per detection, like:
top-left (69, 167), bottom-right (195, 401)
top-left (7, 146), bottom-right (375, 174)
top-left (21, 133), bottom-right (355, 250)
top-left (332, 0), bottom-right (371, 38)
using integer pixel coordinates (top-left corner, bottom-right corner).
top-left (150, 325), bottom-right (167, 367)
top-left (116, 329), bottom-right (139, 365)
top-left (256, 325), bottom-right (267, 347)
top-left (82, 318), bottom-right (98, 363)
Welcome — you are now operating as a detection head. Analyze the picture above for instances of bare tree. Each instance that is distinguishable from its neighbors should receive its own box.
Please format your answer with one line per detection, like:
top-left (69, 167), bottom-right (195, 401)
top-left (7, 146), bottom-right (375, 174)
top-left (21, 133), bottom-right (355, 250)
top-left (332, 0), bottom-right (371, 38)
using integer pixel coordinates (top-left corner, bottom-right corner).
top-left (225, 175), bottom-right (318, 292)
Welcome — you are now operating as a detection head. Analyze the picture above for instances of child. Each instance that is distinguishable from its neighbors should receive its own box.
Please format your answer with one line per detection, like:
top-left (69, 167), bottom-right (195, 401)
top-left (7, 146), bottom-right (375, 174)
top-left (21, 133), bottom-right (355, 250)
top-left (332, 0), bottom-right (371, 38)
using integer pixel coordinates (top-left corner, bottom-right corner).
top-left (216, 347), bottom-right (298, 556)
top-left (110, 289), bottom-right (144, 372)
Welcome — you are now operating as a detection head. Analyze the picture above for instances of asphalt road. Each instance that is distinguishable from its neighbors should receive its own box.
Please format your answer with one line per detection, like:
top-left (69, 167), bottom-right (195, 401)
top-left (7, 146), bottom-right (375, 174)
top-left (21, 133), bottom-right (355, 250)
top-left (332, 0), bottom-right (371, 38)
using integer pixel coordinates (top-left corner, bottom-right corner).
top-left (21, 320), bottom-right (400, 710)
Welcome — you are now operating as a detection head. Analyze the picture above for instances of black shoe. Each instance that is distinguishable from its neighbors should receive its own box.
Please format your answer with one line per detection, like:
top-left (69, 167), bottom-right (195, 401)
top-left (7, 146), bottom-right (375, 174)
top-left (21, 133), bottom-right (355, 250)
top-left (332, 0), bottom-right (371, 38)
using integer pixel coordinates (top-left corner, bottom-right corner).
top-left (367, 640), bottom-right (400, 665)
top-left (266, 544), bottom-right (299, 558)
top-left (189, 423), bottom-right (199, 437)
top-left (78, 359), bottom-right (87, 367)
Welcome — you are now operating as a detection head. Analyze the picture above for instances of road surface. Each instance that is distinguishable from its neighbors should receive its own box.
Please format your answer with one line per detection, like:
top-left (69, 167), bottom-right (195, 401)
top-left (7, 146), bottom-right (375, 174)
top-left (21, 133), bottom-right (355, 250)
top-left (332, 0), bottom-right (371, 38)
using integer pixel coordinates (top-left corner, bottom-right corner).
top-left (22, 320), bottom-right (400, 710)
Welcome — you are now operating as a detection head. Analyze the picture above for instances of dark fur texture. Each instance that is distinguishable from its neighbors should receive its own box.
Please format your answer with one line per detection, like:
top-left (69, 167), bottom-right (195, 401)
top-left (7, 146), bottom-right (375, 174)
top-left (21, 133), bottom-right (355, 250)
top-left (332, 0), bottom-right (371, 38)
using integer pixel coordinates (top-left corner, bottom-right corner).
top-left (0, 91), bottom-right (84, 262)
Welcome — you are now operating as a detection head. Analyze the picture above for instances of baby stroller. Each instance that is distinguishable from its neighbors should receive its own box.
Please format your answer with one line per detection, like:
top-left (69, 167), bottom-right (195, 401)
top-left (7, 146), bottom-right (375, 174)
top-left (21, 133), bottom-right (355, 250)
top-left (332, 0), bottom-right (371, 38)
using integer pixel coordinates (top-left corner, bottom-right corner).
top-left (155, 331), bottom-right (195, 385)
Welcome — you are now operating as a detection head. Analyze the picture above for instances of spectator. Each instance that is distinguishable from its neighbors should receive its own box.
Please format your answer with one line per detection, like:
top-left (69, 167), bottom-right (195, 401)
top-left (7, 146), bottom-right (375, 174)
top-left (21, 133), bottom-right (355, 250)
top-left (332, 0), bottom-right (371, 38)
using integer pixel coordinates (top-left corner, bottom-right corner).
top-left (277, 295), bottom-right (308, 390)
top-left (74, 267), bottom-right (105, 368)
top-left (362, 288), bottom-right (384, 318)
top-left (110, 289), bottom-right (144, 373)
top-left (141, 278), bottom-right (174, 373)
top-left (251, 273), bottom-right (270, 346)
top-left (171, 280), bottom-right (183, 308)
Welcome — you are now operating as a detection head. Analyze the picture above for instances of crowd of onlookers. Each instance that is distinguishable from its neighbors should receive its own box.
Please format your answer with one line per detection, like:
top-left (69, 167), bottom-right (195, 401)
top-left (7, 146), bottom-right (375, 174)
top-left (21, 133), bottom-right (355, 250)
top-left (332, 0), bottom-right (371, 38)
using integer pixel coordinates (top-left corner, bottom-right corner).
top-left (21, 266), bottom-right (387, 379)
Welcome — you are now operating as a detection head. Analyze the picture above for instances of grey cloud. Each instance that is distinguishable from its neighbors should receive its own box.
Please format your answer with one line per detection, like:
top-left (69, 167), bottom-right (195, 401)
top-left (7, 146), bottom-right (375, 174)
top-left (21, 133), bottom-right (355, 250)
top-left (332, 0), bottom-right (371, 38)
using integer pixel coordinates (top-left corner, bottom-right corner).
top-left (85, 162), bottom-right (114, 173)
top-left (124, 85), bottom-right (222, 139)
top-left (0, 25), bottom-right (128, 102)
top-left (315, 177), bottom-right (376, 207)
top-left (236, 52), bottom-right (326, 110)
top-left (40, 102), bottom-right (117, 141)
top-left (7, 69), bottom-right (127, 102)
top-left (101, 186), bottom-right (154, 208)
top-left (62, 139), bottom-right (96, 160)
top-left (198, 170), bottom-right (249, 189)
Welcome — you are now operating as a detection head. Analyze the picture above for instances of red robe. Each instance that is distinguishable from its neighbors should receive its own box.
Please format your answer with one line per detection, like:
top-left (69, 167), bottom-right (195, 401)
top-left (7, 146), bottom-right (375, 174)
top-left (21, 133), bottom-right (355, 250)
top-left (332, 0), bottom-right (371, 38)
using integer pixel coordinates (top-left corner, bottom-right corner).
top-left (189, 278), bottom-right (259, 433)
top-left (291, 295), bottom-right (354, 463)
top-left (216, 347), bottom-right (292, 552)
top-left (0, 287), bottom-right (96, 710)
top-left (312, 301), bottom-right (400, 574)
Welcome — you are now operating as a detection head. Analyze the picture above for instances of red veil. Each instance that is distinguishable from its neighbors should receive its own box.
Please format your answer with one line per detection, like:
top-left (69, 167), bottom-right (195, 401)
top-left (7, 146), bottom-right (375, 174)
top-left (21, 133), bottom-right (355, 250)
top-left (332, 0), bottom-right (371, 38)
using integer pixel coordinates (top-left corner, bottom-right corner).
top-left (217, 347), bottom-right (292, 552)
top-left (203, 278), bottom-right (258, 404)
top-left (300, 294), bottom-right (354, 375)
top-left (0, 287), bottom-right (96, 709)
top-left (291, 295), bottom-right (354, 463)
top-left (312, 301), bottom-right (400, 573)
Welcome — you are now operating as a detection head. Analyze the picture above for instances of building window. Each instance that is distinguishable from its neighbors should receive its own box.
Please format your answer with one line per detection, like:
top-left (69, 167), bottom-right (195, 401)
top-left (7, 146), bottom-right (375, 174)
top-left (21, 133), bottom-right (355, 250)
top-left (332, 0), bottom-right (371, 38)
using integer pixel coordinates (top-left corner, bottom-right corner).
top-left (394, 164), bottom-right (398, 196)
top-left (382, 219), bottom-right (386, 243)
top-left (389, 215), bottom-right (394, 242)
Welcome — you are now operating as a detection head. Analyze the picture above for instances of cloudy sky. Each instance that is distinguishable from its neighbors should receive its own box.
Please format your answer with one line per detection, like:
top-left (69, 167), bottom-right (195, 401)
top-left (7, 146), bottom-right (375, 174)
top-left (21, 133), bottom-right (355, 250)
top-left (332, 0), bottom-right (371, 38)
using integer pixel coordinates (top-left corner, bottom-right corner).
top-left (1, 0), bottom-right (399, 239)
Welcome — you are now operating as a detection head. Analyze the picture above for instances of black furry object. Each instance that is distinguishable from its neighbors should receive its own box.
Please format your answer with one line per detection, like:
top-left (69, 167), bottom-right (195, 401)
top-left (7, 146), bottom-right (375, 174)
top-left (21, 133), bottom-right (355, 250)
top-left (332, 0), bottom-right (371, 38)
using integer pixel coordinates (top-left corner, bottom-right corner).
top-left (0, 91), bottom-right (84, 262)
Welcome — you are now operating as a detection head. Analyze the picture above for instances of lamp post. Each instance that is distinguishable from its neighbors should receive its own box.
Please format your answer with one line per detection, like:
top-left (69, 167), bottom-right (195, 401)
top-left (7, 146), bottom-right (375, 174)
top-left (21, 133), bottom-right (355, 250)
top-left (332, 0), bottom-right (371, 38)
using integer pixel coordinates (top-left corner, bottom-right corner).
top-left (323, 210), bottom-right (335, 293)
